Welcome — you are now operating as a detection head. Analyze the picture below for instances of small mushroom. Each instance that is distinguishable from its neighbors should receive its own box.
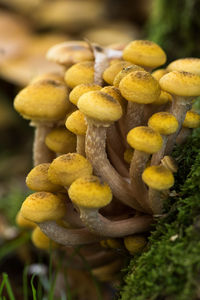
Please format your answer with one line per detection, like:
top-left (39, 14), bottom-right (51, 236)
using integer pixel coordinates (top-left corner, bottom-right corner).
top-left (14, 79), bottom-right (70, 165)
top-left (68, 175), bottom-right (153, 237)
top-left (127, 126), bottom-right (163, 212)
top-left (65, 110), bottom-right (87, 156)
top-left (159, 71), bottom-right (200, 154)
top-left (69, 83), bottom-right (101, 106)
top-left (142, 165), bottom-right (174, 214)
top-left (119, 70), bottom-right (161, 132)
top-left (48, 153), bottom-right (93, 188)
top-left (45, 127), bottom-right (76, 155)
top-left (148, 112), bottom-right (179, 165)
top-left (124, 234), bottom-right (147, 255)
top-left (122, 40), bottom-right (167, 72)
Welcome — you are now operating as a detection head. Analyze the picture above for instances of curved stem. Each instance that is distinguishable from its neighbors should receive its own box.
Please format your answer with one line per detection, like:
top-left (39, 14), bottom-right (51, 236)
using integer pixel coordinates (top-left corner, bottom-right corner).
top-left (79, 207), bottom-right (153, 237)
top-left (129, 150), bottom-right (151, 213)
top-left (85, 122), bottom-right (143, 211)
top-left (32, 122), bottom-right (55, 166)
top-left (38, 220), bottom-right (101, 246)
top-left (148, 189), bottom-right (169, 215)
top-left (126, 102), bottom-right (144, 133)
top-left (151, 135), bottom-right (167, 166)
top-left (164, 96), bottom-right (192, 155)
top-left (176, 127), bottom-right (192, 145)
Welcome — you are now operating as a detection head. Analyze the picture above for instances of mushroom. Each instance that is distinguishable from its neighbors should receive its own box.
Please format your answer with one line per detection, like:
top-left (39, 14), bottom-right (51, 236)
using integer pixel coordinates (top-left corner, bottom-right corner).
top-left (103, 61), bottom-right (132, 85)
top-left (46, 41), bottom-right (94, 68)
top-left (26, 163), bottom-right (61, 192)
top-left (159, 71), bottom-right (200, 154)
top-left (142, 165), bottom-right (174, 214)
top-left (122, 40), bottom-right (167, 72)
top-left (64, 61), bottom-right (95, 89)
top-left (176, 110), bottom-right (200, 145)
top-left (48, 153), bottom-right (93, 188)
top-left (45, 127), bottom-right (76, 155)
top-left (127, 126), bottom-right (163, 212)
top-left (77, 90), bottom-right (142, 210)
top-left (69, 83), bottom-right (101, 106)
top-left (68, 175), bottom-right (153, 237)
top-left (148, 112), bottom-right (179, 165)
top-left (65, 110), bottom-right (87, 156)
top-left (119, 70), bottom-right (161, 132)
top-left (167, 58), bottom-right (200, 75)
top-left (124, 234), bottom-right (147, 255)
top-left (14, 79), bottom-right (70, 165)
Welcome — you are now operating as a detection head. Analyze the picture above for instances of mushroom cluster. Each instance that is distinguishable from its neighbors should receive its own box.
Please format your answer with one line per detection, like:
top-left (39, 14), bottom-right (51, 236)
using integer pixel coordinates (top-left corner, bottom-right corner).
top-left (14, 39), bottom-right (200, 281)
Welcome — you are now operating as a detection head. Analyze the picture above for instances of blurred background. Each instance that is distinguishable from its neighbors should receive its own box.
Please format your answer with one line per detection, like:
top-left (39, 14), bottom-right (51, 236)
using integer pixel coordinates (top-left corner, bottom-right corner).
top-left (0, 0), bottom-right (199, 298)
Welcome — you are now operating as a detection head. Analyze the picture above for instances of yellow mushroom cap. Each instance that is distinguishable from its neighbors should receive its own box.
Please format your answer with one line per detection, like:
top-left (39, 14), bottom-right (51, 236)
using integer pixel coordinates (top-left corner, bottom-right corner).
top-left (64, 61), bottom-right (94, 89)
top-left (48, 153), bottom-right (93, 187)
top-left (46, 41), bottom-right (94, 67)
top-left (183, 111), bottom-right (200, 128)
top-left (68, 175), bottom-right (112, 208)
top-left (32, 226), bottom-right (57, 250)
top-left (69, 83), bottom-right (101, 106)
top-left (100, 86), bottom-right (126, 112)
top-left (77, 91), bottom-right (122, 124)
top-left (103, 61), bottom-right (132, 85)
top-left (45, 127), bottom-right (76, 153)
top-left (21, 192), bottom-right (67, 223)
top-left (106, 238), bottom-right (123, 249)
top-left (123, 40), bottom-right (167, 69)
top-left (26, 163), bottom-right (61, 192)
top-left (127, 126), bottom-right (163, 154)
top-left (65, 110), bottom-right (87, 135)
top-left (167, 58), bottom-right (200, 75)
top-left (142, 165), bottom-right (174, 190)
top-left (153, 90), bottom-right (172, 106)
top-left (119, 70), bottom-right (161, 104)
top-left (151, 68), bottom-right (168, 81)
top-left (14, 80), bottom-right (70, 122)
top-left (124, 235), bottom-right (147, 255)
top-left (113, 64), bottom-right (145, 88)
top-left (148, 112), bottom-right (178, 135)
top-left (16, 211), bottom-right (36, 229)
top-left (159, 71), bottom-right (200, 97)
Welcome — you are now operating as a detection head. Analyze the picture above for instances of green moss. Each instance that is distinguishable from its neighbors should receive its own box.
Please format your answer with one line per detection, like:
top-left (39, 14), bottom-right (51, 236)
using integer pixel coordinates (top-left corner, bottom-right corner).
top-left (119, 129), bottom-right (200, 300)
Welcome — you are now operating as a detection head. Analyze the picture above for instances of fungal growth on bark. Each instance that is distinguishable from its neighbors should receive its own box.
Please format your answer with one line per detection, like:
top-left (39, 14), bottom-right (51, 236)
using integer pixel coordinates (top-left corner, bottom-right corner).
top-left (14, 39), bottom-right (200, 283)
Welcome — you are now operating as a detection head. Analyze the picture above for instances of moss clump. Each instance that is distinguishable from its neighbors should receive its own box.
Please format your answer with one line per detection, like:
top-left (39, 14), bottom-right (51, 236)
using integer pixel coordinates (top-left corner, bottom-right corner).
top-left (119, 129), bottom-right (200, 300)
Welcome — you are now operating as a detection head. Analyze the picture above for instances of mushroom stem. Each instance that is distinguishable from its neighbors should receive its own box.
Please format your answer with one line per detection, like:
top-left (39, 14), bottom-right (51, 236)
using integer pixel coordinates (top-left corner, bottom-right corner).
top-left (129, 151), bottom-right (151, 213)
top-left (126, 102), bottom-right (145, 133)
top-left (148, 188), bottom-right (169, 215)
top-left (85, 122), bottom-right (143, 211)
top-left (31, 122), bottom-right (55, 166)
top-left (165, 96), bottom-right (192, 155)
top-left (79, 207), bottom-right (153, 237)
top-left (106, 141), bottom-right (129, 177)
top-left (176, 127), bottom-right (192, 145)
top-left (151, 136), bottom-right (167, 165)
top-left (76, 135), bottom-right (85, 156)
top-left (38, 220), bottom-right (101, 246)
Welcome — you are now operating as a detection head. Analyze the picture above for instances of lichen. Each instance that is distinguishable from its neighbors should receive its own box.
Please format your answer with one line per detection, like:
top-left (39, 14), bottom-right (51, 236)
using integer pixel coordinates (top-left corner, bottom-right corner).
top-left (119, 129), bottom-right (200, 300)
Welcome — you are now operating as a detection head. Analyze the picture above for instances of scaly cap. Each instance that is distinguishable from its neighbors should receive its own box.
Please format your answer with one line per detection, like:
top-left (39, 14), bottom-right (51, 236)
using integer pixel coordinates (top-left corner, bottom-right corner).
top-left (119, 70), bottom-right (161, 104)
top-left (21, 192), bottom-right (67, 223)
top-left (159, 71), bottom-right (200, 97)
top-left (123, 40), bottom-right (167, 69)
top-left (142, 165), bottom-right (174, 190)
top-left (167, 58), bottom-right (200, 75)
top-left (127, 126), bottom-right (163, 154)
top-left (45, 127), bottom-right (76, 153)
top-left (148, 112), bottom-right (178, 135)
top-left (26, 163), bottom-right (61, 192)
top-left (69, 83), bottom-right (101, 106)
top-left (64, 61), bottom-right (94, 88)
top-left (48, 153), bottom-right (93, 187)
top-left (68, 175), bottom-right (112, 208)
top-left (65, 110), bottom-right (87, 135)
